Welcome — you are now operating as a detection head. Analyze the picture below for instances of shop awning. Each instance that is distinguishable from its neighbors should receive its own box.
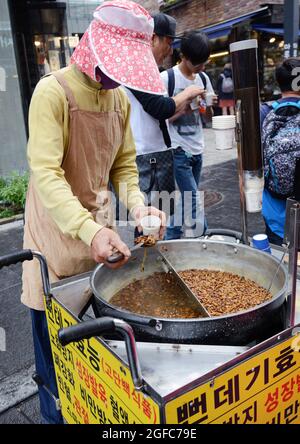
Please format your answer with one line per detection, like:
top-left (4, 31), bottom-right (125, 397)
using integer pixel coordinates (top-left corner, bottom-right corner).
top-left (172, 6), bottom-right (269, 48)
top-left (252, 24), bottom-right (300, 36)
top-left (199, 6), bottom-right (269, 40)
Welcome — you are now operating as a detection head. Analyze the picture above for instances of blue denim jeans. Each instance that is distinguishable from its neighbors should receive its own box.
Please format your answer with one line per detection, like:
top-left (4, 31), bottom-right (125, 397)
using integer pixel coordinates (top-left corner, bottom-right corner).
top-left (31, 309), bottom-right (64, 424)
top-left (165, 147), bottom-right (205, 240)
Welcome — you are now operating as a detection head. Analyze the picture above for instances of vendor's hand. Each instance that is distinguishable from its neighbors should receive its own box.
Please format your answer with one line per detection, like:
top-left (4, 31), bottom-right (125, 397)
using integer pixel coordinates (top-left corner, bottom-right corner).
top-left (131, 206), bottom-right (166, 240)
top-left (91, 227), bottom-right (131, 269)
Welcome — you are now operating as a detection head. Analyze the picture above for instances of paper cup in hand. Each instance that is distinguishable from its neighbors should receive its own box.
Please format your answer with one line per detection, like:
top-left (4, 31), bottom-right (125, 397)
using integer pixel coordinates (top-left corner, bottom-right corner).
top-left (205, 92), bottom-right (215, 107)
top-left (141, 215), bottom-right (161, 237)
top-left (190, 96), bottom-right (200, 111)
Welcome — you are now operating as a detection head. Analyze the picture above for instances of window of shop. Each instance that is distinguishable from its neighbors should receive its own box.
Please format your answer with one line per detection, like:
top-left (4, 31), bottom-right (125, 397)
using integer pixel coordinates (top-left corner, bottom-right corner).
top-left (0, 0), bottom-right (27, 176)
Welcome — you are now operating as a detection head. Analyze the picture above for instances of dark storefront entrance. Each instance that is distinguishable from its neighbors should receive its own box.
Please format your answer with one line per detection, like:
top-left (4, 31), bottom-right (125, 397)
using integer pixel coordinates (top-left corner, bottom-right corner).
top-left (8, 0), bottom-right (71, 133)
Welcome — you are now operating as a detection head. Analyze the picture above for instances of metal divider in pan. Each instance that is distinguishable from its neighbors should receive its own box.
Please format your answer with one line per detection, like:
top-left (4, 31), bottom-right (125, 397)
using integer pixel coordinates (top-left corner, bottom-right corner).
top-left (156, 248), bottom-right (211, 318)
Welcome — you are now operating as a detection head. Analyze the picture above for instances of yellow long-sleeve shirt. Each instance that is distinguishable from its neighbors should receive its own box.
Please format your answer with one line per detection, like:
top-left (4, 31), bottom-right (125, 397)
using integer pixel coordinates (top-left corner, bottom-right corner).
top-left (27, 65), bottom-right (144, 246)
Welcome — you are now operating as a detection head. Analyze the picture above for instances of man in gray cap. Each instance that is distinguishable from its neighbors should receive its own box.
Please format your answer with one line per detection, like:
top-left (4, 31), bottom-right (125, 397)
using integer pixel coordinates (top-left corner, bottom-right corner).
top-left (124, 13), bottom-right (205, 219)
top-left (151, 12), bottom-right (177, 65)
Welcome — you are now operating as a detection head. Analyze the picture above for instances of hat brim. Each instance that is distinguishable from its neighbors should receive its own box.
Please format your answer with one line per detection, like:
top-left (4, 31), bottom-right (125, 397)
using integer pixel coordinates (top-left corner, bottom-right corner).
top-left (89, 20), bottom-right (166, 95)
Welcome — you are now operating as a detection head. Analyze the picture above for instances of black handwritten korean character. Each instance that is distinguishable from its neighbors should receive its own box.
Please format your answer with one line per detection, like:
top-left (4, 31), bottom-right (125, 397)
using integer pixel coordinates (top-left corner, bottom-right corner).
top-left (113, 370), bottom-right (121, 388)
top-left (214, 375), bottom-right (240, 408)
top-left (265, 387), bottom-right (279, 413)
top-left (266, 412), bottom-right (281, 424)
top-left (177, 393), bottom-right (207, 423)
top-left (242, 401), bottom-right (257, 424)
top-left (80, 385), bottom-right (88, 407)
top-left (46, 302), bottom-right (54, 324)
top-left (87, 340), bottom-right (100, 372)
top-left (53, 352), bottom-right (60, 368)
top-left (57, 375), bottom-right (65, 394)
top-left (65, 383), bottom-right (71, 402)
top-left (76, 340), bottom-right (87, 358)
top-left (61, 345), bottom-right (68, 362)
top-left (284, 399), bottom-right (300, 424)
top-left (54, 305), bottom-right (63, 328)
top-left (273, 346), bottom-right (296, 378)
top-left (97, 406), bottom-right (107, 424)
top-left (223, 413), bottom-right (241, 424)
top-left (63, 318), bottom-right (71, 328)
top-left (110, 395), bottom-right (120, 422)
top-left (121, 379), bottom-right (130, 398)
top-left (67, 348), bottom-right (75, 369)
top-left (246, 359), bottom-right (269, 391)
top-left (87, 394), bottom-right (97, 419)
top-left (67, 369), bottom-right (75, 388)
top-left (120, 406), bottom-right (129, 424)
top-left (60, 361), bottom-right (68, 380)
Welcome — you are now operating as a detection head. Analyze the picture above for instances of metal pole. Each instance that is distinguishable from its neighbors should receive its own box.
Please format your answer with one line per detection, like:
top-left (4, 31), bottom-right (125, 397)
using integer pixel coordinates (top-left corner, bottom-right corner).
top-left (235, 100), bottom-right (249, 245)
top-left (284, 0), bottom-right (299, 58)
top-left (288, 203), bottom-right (300, 327)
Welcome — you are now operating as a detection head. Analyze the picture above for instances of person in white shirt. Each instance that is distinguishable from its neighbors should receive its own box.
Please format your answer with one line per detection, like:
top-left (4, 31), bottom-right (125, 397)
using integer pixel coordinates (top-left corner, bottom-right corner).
top-left (124, 14), bottom-right (205, 219)
top-left (161, 31), bottom-right (218, 239)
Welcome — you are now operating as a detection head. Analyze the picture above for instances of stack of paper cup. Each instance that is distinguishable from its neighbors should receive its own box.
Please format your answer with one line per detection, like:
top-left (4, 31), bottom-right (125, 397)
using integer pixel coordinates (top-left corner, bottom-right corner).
top-left (212, 116), bottom-right (236, 150)
top-left (244, 173), bottom-right (264, 213)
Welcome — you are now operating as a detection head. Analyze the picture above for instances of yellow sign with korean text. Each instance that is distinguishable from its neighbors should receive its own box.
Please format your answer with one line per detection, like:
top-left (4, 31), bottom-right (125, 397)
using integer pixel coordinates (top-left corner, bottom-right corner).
top-left (165, 335), bottom-right (300, 424)
top-left (46, 299), bottom-right (160, 424)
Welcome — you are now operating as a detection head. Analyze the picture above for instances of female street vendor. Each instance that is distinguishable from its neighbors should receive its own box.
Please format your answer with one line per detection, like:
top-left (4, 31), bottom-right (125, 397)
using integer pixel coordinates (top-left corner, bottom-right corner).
top-left (22, 0), bottom-right (166, 424)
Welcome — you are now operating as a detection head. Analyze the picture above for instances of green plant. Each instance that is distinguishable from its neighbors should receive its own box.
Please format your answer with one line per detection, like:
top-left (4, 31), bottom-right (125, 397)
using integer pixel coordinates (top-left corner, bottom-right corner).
top-left (0, 171), bottom-right (29, 218)
top-left (0, 208), bottom-right (15, 218)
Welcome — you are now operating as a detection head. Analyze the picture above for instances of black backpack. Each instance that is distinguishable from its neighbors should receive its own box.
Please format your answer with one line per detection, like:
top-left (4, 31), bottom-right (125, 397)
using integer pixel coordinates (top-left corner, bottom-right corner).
top-left (262, 100), bottom-right (300, 199)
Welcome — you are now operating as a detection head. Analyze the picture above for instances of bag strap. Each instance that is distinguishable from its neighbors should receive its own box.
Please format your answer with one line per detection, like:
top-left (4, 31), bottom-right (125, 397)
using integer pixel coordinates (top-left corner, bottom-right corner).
top-left (199, 72), bottom-right (207, 90)
top-left (167, 68), bottom-right (208, 97)
top-left (272, 100), bottom-right (300, 112)
top-left (167, 68), bottom-right (175, 97)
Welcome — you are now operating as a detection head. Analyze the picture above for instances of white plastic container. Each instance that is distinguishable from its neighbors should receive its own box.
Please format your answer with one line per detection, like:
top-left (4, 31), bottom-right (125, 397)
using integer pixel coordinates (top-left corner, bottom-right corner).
top-left (212, 116), bottom-right (236, 150)
top-left (244, 172), bottom-right (264, 213)
top-left (140, 215), bottom-right (161, 237)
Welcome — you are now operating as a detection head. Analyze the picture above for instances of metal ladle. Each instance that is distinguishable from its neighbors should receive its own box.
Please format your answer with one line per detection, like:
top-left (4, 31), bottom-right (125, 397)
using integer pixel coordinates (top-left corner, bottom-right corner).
top-left (267, 242), bottom-right (290, 293)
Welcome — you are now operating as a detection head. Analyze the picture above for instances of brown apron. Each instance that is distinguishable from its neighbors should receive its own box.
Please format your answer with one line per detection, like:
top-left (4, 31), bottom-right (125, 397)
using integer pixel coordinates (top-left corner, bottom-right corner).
top-left (22, 71), bottom-right (123, 311)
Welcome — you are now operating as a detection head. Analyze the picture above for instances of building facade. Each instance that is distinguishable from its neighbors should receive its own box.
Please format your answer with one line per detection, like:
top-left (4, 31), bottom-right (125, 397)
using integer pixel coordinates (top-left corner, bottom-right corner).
top-left (0, 0), bottom-right (298, 175)
top-left (136, 1), bottom-right (298, 101)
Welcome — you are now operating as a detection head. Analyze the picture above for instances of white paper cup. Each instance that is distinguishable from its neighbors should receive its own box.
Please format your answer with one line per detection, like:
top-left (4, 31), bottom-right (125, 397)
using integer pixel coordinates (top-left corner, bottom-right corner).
top-left (141, 215), bottom-right (161, 237)
top-left (214, 128), bottom-right (235, 150)
top-left (205, 92), bottom-right (215, 107)
top-left (245, 189), bottom-right (263, 213)
top-left (190, 96), bottom-right (200, 111)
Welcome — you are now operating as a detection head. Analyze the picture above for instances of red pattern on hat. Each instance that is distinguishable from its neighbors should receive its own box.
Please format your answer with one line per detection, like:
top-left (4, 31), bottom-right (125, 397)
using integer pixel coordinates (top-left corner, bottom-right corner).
top-left (70, 1), bottom-right (165, 95)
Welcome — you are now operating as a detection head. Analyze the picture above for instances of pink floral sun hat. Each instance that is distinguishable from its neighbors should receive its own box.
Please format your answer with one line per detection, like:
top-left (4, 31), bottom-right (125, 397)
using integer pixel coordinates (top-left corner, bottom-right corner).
top-left (70, 0), bottom-right (166, 95)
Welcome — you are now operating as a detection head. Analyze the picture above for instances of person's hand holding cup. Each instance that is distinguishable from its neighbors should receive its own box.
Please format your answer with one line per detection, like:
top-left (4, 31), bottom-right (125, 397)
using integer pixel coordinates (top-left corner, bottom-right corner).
top-left (205, 92), bottom-right (218, 107)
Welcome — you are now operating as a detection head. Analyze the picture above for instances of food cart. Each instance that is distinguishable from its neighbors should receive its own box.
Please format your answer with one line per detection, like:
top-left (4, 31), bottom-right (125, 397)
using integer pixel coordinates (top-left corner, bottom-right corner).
top-left (0, 212), bottom-right (299, 425)
top-left (1, 38), bottom-right (299, 425)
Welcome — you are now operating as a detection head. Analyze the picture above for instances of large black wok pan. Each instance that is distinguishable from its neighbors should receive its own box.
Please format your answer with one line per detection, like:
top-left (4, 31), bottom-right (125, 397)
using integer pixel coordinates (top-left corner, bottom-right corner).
top-left (91, 237), bottom-right (288, 346)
